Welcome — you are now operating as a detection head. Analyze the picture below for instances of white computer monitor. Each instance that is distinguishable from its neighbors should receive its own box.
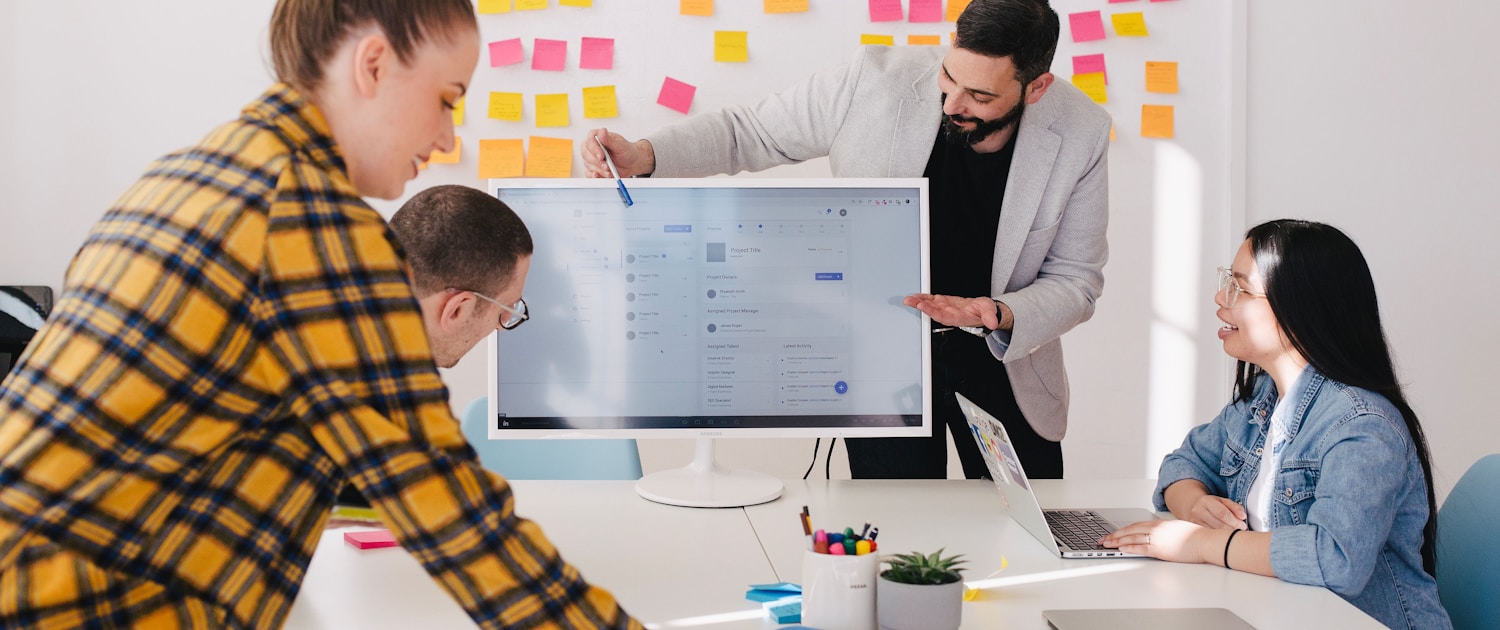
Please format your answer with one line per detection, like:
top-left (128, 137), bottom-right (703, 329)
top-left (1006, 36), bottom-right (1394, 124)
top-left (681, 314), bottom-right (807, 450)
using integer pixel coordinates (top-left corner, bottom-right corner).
top-left (485, 178), bottom-right (930, 507)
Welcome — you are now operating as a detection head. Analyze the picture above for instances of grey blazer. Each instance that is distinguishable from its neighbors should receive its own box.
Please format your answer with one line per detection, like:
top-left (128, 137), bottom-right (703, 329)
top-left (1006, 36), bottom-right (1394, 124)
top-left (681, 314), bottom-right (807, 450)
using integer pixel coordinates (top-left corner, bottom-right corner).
top-left (649, 46), bottom-right (1111, 441)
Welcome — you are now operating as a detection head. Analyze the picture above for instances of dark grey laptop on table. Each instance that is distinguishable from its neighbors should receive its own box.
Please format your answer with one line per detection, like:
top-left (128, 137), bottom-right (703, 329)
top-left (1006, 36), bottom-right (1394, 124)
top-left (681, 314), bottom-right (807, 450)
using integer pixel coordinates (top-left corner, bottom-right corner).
top-left (957, 392), bottom-right (1158, 558)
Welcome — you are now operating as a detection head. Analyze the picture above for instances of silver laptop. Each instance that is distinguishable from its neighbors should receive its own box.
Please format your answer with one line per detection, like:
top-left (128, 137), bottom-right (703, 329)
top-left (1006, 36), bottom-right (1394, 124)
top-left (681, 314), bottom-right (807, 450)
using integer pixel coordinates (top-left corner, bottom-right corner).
top-left (957, 392), bottom-right (1158, 558)
top-left (1043, 608), bottom-right (1256, 630)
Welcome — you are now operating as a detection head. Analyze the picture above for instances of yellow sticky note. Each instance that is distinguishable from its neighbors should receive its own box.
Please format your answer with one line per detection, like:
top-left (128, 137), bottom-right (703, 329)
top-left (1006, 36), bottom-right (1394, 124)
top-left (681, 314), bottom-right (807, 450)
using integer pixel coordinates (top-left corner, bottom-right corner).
top-left (535, 93), bottom-right (570, 127)
top-left (428, 137), bottom-right (462, 165)
top-left (451, 96), bottom-right (465, 127)
top-left (525, 136), bottom-right (574, 178)
top-left (582, 86), bottom-right (618, 119)
top-left (560, 0), bottom-right (592, 6)
top-left (478, 139), bottom-right (524, 179)
top-left (478, 0), bottom-right (511, 13)
top-left (764, 0), bottom-right (808, 13)
top-left (908, 34), bottom-right (941, 46)
top-left (861, 34), bottom-right (895, 46)
top-left (681, 0), bottom-right (714, 16)
top-left (1111, 12), bottom-right (1149, 37)
top-left (487, 92), bottom-right (523, 122)
top-left (945, 0), bottom-right (970, 22)
top-left (1145, 61), bottom-right (1179, 94)
top-left (715, 31), bottom-right (748, 62)
top-left (516, 0), bottom-right (547, 9)
top-left (1142, 105), bottom-right (1174, 139)
top-left (1071, 72), bottom-right (1107, 104)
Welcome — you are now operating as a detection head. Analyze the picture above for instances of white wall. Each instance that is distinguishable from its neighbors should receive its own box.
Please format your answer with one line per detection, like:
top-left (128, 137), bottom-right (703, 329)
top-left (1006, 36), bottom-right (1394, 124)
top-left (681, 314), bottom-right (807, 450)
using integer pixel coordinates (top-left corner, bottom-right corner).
top-left (1245, 2), bottom-right (1500, 499)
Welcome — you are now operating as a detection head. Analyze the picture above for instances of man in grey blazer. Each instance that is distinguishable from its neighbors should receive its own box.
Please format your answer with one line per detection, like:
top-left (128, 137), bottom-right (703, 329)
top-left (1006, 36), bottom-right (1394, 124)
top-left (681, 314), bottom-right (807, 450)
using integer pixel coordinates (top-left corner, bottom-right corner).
top-left (583, 0), bottom-right (1108, 480)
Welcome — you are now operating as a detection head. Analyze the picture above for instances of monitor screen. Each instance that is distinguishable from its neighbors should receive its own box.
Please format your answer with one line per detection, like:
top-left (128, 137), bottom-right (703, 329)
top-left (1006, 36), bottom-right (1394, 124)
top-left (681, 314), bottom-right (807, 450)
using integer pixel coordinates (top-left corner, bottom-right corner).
top-left (486, 178), bottom-right (929, 440)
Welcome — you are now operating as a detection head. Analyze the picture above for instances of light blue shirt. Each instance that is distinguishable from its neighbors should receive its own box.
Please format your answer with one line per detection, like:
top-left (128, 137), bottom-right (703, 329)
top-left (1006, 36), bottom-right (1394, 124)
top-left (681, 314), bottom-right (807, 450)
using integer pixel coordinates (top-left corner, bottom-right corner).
top-left (1154, 368), bottom-right (1450, 629)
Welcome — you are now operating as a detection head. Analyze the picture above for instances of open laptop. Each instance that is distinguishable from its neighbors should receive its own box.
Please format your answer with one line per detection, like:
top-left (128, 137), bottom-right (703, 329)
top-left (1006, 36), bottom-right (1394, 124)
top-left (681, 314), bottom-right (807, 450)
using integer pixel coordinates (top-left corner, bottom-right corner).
top-left (1043, 608), bottom-right (1255, 630)
top-left (957, 392), bottom-right (1158, 558)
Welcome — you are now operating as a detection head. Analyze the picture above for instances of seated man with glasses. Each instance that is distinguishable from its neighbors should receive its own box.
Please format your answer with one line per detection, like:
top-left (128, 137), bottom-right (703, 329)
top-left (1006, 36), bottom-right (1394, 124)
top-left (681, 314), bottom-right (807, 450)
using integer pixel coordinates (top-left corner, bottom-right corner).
top-left (390, 184), bottom-right (531, 369)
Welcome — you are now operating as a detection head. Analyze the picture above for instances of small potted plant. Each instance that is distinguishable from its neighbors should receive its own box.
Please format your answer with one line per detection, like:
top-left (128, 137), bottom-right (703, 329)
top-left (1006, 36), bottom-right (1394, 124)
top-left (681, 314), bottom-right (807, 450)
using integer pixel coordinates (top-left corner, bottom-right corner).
top-left (876, 548), bottom-right (967, 630)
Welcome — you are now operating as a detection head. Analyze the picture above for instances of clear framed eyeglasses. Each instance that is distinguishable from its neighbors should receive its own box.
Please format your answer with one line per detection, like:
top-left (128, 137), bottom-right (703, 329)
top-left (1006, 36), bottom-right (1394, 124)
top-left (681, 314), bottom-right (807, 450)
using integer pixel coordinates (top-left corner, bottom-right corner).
top-left (468, 291), bottom-right (529, 330)
top-left (1216, 267), bottom-right (1264, 308)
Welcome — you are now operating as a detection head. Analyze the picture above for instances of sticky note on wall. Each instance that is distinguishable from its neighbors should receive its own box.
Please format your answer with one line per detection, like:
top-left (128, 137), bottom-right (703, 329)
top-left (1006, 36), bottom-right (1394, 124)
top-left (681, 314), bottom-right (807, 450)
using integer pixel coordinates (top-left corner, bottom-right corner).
top-left (1141, 105), bottom-right (1174, 138)
top-left (1112, 12), bottom-right (1149, 37)
top-left (526, 136), bottom-right (574, 178)
top-left (580, 37), bottom-right (614, 70)
top-left (428, 137), bottom-right (461, 165)
top-left (1069, 11), bottom-right (1106, 43)
top-left (764, 0), bottom-right (808, 13)
top-left (516, 0), bottom-right (547, 10)
top-left (946, 0), bottom-right (970, 22)
top-left (1072, 72), bottom-right (1107, 104)
top-left (532, 39), bottom-right (567, 71)
top-left (535, 93), bottom-right (570, 127)
top-left (658, 77), bottom-right (696, 114)
top-left (681, 0), bottom-right (713, 16)
top-left (1145, 61), bottom-right (1178, 93)
top-left (869, 0), bottom-right (902, 22)
top-left (908, 35), bottom-right (941, 46)
top-left (488, 92), bottom-right (523, 121)
top-left (861, 34), bottom-right (895, 46)
top-left (489, 38), bottom-right (524, 67)
top-left (478, 0), bottom-right (511, 13)
top-left (715, 31), bottom-right (748, 62)
top-left (479, 139), bottom-right (524, 178)
top-left (560, 0), bottom-right (592, 6)
top-left (452, 96), bottom-right (465, 127)
top-left (1072, 54), bottom-right (1107, 84)
top-left (582, 86), bottom-right (618, 119)
top-left (908, 0), bottom-right (942, 23)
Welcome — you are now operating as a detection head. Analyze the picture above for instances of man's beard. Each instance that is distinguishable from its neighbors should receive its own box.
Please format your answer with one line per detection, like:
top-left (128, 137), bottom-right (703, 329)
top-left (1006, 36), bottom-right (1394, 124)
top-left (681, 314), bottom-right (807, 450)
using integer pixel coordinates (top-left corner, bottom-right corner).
top-left (940, 94), bottom-right (1026, 148)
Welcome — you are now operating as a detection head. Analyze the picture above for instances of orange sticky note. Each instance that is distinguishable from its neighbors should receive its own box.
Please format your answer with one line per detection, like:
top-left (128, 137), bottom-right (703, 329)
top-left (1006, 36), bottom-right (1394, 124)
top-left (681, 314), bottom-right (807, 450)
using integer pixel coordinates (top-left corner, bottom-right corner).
top-left (908, 34), bottom-right (941, 46)
top-left (582, 85), bottom-right (618, 119)
top-left (764, 0), bottom-right (807, 13)
top-left (479, 139), bottom-right (524, 178)
top-left (535, 93), bottom-right (570, 127)
top-left (861, 34), bottom-right (895, 46)
top-left (945, 0), bottom-right (970, 22)
top-left (478, 0), bottom-right (511, 13)
top-left (715, 31), bottom-right (748, 62)
top-left (516, 0), bottom-right (547, 9)
top-left (452, 96), bottom-right (465, 127)
top-left (1145, 61), bottom-right (1179, 94)
top-left (1141, 105), bottom-right (1174, 138)
top-left (525, 136), bottom-right (574, 178)
top-left (488, 92), bottom-right (523, 122)
top-left (1110, 125), bottom-right (1117, 141)
top-left (1071, 72), bottom-right (1107, 104)
top-left (428, 137), bottom-right (461, 165)
top-left (681, 0), bottom-right (714, 16)
top-left (1111, 12), bottom-right (1149, 37)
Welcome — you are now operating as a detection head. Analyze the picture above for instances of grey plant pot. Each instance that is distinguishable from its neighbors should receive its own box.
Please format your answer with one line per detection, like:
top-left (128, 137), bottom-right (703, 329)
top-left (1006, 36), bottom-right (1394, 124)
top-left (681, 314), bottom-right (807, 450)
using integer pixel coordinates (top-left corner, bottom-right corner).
top-left (876, 575), bottom-right (964, 630)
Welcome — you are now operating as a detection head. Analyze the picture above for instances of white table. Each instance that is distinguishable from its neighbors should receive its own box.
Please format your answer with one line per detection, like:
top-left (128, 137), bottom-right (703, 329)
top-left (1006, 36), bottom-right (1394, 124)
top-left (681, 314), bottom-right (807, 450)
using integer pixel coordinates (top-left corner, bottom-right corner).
top-left (286, 479), bottom-right (1381, 629)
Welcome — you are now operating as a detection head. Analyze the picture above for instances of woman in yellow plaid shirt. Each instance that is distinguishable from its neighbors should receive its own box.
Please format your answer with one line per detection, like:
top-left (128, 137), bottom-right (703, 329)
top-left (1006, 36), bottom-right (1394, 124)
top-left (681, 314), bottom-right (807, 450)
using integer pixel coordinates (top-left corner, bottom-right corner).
top-left (0, 1), bottom-right (638, 628)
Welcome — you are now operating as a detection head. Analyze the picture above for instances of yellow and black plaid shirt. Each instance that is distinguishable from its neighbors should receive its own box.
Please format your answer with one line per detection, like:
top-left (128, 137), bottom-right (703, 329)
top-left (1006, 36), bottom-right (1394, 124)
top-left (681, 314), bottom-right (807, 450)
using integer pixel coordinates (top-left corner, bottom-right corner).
top-left (0, 84), bottom-right (639, 630)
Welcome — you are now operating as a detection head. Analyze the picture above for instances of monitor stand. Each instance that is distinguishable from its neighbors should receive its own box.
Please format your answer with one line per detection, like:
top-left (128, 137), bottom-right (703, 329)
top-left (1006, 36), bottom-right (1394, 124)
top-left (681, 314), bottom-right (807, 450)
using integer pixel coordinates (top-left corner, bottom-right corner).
top-left (635, 437), bottom-right (784, 508)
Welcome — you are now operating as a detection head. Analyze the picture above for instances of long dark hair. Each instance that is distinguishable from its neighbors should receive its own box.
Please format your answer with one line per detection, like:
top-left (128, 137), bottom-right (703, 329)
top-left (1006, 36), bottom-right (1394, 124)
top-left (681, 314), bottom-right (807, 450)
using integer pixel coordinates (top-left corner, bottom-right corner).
top-left (1233, 219), bottom-right (1437, 575)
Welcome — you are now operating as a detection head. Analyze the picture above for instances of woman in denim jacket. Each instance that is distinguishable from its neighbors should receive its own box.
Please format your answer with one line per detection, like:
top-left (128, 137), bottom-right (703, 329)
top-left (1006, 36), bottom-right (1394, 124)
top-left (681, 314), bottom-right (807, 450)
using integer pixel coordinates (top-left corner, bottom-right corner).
top-left (1100, 220), bottom-right (1450, 629)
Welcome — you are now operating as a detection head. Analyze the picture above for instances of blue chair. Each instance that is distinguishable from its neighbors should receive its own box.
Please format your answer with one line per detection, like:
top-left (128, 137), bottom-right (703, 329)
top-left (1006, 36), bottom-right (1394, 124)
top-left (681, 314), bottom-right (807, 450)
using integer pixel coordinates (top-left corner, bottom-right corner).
top-left (460, 397), bottom-right (643, 480)
top-left (1437, 453), bottom-right (1500, 630)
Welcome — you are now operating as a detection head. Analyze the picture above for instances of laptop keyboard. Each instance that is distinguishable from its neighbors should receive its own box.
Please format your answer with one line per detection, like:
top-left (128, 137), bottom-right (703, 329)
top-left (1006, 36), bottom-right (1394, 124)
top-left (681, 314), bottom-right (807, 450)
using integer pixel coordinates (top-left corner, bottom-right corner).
top-left (1044, 510), bottom-right (1114, 551)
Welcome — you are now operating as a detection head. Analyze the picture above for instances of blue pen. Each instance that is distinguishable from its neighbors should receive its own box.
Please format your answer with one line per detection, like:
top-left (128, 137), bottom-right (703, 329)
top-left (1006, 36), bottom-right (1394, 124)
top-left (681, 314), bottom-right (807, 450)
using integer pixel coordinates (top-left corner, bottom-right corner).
top-left (595, 135), bottom-right (634, 207)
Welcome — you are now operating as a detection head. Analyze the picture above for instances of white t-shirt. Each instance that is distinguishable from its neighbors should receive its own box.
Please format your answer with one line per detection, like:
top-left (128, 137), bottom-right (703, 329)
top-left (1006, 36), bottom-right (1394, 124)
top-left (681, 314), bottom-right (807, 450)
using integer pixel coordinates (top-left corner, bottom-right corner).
top-left (1245, 400), bottom-right (1294, 532)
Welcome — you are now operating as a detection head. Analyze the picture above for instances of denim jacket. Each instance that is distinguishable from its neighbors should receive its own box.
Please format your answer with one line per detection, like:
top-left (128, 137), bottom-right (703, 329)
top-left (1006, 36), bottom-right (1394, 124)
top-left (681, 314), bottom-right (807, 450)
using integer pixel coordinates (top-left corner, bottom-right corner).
top-left (1154, 368), bottom-right (1451, 629)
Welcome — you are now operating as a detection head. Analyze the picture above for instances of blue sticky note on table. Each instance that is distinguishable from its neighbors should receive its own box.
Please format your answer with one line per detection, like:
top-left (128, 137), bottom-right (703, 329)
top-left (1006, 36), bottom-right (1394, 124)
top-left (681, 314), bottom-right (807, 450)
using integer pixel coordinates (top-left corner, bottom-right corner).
top-left (746, 581), bottom-right (802, 602)
top-left (764, 598), bottom-right (802, 624)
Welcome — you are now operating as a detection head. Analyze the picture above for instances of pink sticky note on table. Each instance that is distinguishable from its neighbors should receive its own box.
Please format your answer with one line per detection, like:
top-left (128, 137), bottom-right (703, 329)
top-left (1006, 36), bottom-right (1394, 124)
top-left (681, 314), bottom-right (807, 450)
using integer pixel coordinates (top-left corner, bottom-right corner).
top-left (869, 0), bottom-right (902, 22)
top-left (908, 0), bottom-right (942, 22)
top-left (1073, 53), bottom-right (1107, 84)
top-left (658, 76), bottom-right (696, 114)
top-left (344, 530), bottom-right (398, 550)
top-left (1069, 11), bottom-right (1107, 43)
top-left (580, 37), bottom-right (614, 70)
top-left (488, 38), bottom-right (524, 67)
top-left (532, 38), bottom-right (567, 71)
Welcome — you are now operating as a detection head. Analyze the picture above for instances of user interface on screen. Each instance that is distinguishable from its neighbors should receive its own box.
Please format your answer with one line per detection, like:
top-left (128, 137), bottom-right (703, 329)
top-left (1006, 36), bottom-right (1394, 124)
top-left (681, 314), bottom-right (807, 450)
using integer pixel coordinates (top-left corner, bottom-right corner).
top-left (491, 180), bottom-right (927, 433)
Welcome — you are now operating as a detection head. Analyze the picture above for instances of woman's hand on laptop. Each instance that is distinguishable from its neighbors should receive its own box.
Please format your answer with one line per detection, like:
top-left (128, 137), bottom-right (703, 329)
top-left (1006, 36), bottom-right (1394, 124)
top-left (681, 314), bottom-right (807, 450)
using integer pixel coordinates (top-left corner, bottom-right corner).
top-left (1099, 520), bottom-right (1218, 564)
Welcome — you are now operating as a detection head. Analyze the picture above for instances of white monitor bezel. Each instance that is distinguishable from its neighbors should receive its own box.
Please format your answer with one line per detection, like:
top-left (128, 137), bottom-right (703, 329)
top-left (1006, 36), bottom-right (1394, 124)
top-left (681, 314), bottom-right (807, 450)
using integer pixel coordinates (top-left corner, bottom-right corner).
top-left (484, 177), bottom-right (930, 440)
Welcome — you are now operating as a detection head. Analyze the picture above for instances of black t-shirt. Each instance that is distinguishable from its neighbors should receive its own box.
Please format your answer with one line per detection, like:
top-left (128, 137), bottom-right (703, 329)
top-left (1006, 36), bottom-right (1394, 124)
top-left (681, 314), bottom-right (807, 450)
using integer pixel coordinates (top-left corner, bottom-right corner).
top-left (924, 131), bottom-right (1017, 299)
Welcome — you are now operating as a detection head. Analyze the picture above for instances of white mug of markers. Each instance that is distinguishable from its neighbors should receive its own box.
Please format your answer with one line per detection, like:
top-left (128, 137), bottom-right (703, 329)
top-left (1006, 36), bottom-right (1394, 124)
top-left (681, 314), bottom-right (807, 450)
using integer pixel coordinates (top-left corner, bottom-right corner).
top-left (799, 507), bottom-right (880, 630)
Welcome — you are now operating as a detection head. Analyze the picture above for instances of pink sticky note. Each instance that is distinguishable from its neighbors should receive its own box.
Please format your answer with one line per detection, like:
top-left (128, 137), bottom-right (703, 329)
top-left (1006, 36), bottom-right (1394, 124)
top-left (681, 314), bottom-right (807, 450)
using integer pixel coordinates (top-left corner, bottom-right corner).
top-left (532, 38), bottom-right (567, 71)
top-left (1069, 11), bottom-right (1107, 43)
top-left (488, 38), bottom-right (524, 67)
top-left (1073, 53), bottom-right (1107, 84)
top-left (344, 530), bottom-right (398, 550)
top-left (1109, 0), bottom-right (1140, 3)
top-left (868, 0), bottom-right (902, 22)
top-left (908, 0), bottom-right (942, 22)
top-left (658, 76), bottom-right (696, 114)
top-left (580, 37), bottom-right (614, 70)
